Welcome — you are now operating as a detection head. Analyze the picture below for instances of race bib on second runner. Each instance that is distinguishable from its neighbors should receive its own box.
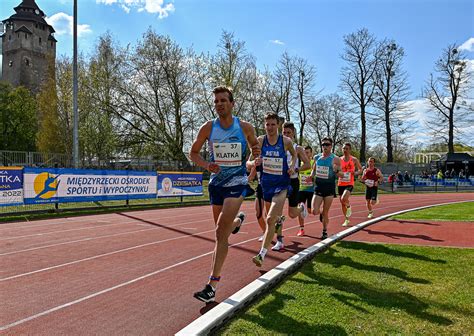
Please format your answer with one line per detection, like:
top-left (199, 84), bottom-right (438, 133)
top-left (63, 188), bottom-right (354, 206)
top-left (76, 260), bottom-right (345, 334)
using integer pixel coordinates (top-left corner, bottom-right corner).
top-left (316, 165), bottom-right (329, 179)
top-left (263, 157), bottom-right (284, 175)
top-left (213, 143), bottom-right (242, 167)
top-left (341, 172), bottom-right (351, 183)
top-left (300, 175), bottom-right (313, 187)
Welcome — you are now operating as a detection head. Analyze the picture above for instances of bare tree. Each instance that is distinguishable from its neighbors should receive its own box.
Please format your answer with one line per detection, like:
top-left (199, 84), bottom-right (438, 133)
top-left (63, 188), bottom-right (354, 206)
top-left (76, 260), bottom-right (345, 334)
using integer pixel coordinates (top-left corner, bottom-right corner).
top-left (271, 51), bottom-right (298, 121)
top-left (423, 43), bottom-right (473, 153)
top-left (372, 40), bottom-right (411, 162)
top-left (239, 64), bottom-right (269, 135)
top-left (340, 28), bottom-right (378, 163)
top-left (307, 94), bottom-right (353, 153)
top-left (294, 58), bottom-right (316, 145)
top-left (115, 29), bottom-right (194, 161)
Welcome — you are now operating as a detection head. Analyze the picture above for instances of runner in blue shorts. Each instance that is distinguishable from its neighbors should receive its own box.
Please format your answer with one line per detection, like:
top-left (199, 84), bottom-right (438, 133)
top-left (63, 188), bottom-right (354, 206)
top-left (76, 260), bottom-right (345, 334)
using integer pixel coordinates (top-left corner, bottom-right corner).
top-left (190, 86), bottom-right (260, 303)
top-left (247, 165), bottom-right (266, 240)
top-left (247, 113), bottom-right (297, 267)
top-left (310, 137), bottom-right (343, 239)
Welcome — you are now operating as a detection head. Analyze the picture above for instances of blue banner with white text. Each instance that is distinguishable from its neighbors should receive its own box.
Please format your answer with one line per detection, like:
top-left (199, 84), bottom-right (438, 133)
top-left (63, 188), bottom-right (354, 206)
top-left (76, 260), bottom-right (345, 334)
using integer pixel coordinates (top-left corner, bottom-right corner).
top-left (0, 167), bottom-right (24, 206)
top-left (24, 168), bottom-right (157, 204)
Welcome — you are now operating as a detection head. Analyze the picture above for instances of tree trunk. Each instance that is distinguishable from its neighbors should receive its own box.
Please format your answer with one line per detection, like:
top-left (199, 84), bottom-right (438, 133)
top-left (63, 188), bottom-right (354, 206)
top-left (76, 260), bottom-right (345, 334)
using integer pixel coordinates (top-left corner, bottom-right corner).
top-left (360, 105), bottom-right (366, 163)
top-left (386, 103), bottom-right (393, 162)
top-left (448, 108), bottom-right (454, 153)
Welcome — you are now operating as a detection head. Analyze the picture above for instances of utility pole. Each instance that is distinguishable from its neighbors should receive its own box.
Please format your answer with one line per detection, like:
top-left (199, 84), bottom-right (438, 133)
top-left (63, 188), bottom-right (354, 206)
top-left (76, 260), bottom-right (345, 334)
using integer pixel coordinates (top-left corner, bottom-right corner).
top-left (72, 0), bottom-right (79, 167)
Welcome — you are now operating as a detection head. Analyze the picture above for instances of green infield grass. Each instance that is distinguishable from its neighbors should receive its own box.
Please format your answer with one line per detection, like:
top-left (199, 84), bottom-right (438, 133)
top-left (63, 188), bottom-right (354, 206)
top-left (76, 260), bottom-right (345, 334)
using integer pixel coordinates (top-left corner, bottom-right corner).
top-left (219, 241), bottom-right (473, 335)
top-left (392, 201), bottom-right (474, 222)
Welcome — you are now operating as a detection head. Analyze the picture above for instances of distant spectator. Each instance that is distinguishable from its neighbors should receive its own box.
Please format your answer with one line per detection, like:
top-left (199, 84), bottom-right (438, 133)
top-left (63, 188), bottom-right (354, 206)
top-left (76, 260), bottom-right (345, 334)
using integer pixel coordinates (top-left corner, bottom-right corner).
top-left (450, 168), bottom-right (456, 178)
top-left (388, 173), bottom-right (396, 192)
top-left (445, 169), bottom-right (450, 178)
top-left (437, 170), bottom-right (444, 179)
top-left (404, 171), bottom-right (411, 183)
top-left (397, 171), bottom-right (403, 186)
top-left (459, 169), bottom-right (465, 179)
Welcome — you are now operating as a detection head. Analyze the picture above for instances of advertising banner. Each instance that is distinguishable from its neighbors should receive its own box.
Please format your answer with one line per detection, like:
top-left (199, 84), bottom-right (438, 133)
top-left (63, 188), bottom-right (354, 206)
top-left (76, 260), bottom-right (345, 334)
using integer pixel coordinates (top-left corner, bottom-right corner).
top-left (24, 168), bottom-right (157, 204)
top-left (157, 172), bottom-right (203, 198)
top-left (0, 167), bottom-right (23, 206)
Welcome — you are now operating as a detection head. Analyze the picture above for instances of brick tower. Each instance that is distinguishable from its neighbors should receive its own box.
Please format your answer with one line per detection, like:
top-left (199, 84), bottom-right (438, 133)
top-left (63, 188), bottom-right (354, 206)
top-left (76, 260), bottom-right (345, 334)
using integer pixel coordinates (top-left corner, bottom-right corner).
top-left (1, 0), bottom-right (56, 94)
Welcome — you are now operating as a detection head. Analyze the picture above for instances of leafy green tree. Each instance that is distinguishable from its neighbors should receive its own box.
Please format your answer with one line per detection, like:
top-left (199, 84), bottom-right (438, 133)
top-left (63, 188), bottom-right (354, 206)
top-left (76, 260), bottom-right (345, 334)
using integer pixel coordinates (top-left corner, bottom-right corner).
top-left (0, 82), bottom-right (37, 152)
top-left (81, 33), bottom-right (122, 166)
top-left (36, 70), bottom-right (64, 154)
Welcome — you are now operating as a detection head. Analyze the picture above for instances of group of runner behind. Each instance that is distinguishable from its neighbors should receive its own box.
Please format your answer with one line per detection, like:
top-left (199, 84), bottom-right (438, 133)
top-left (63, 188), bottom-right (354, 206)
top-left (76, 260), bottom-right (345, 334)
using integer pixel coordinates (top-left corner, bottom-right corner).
top-left (189, 86), bottom-right (384, 303)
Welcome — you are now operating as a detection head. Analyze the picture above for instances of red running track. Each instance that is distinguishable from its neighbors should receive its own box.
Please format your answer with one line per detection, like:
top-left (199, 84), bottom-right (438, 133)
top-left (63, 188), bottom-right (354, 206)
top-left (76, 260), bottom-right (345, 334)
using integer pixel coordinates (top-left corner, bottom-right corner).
top-left (0, 193), bottom-right (472, 335)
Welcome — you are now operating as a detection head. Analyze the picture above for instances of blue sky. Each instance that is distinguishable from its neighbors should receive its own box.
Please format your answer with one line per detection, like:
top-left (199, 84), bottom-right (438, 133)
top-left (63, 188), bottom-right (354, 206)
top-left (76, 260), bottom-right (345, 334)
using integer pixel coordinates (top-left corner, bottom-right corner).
top-left (2, 0), bottom-right (473, 100)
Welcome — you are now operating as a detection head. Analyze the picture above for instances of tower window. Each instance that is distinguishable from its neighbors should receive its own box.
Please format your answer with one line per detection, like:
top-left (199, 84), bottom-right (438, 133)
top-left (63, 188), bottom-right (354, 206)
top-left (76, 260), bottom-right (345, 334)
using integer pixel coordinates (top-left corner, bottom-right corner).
top-left (8, 35), bottom-right (11, 40)
top-left (25, 59), bottom-right (30, 66)
top-left (39, 37), bottom-right (42, 44)
top-left (25, 33), bottom-right (28, 39)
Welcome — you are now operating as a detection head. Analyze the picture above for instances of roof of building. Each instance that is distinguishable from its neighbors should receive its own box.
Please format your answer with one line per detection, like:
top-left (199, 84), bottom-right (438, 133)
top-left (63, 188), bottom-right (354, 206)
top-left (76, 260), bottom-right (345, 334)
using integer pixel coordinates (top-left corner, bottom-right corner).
top-left (3, 0), bottom-right (55, 33)
top-left (48, 34), bottom-right (57, 42)
top-left (438, 152), bottom-right (474, 162)
top-left (15, 25), bottom-right (32, 34)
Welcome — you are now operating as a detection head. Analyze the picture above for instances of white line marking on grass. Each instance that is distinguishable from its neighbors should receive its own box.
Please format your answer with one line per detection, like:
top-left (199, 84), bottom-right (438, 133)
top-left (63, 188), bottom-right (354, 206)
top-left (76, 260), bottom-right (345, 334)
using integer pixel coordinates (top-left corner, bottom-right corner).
top-left (176, 200), bottom-right (473, 336)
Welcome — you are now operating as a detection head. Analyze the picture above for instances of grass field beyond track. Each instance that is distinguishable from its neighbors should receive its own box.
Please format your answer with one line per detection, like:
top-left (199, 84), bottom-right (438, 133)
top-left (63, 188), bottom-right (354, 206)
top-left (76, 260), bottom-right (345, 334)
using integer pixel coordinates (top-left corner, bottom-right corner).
top-left (219, 201), bottom-right (473, 335)
top-left (392, 201), bottom-right (474, 221)
top-left (219, 241), bottom-right (473, 335)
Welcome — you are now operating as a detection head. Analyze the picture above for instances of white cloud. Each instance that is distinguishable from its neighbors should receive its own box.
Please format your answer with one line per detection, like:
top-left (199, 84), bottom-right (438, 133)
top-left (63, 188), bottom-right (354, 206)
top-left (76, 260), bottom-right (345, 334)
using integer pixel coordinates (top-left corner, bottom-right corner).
top-left (459, 37), bottom-right (474, 52)
top-left (269, 39), bottom-right (285, 45)
top-left (46, 12), bottom-right (92, 37)
top-left (121, 4), bottom-right (131, 13)
top-left (96, 0), bottom-right (175, 18)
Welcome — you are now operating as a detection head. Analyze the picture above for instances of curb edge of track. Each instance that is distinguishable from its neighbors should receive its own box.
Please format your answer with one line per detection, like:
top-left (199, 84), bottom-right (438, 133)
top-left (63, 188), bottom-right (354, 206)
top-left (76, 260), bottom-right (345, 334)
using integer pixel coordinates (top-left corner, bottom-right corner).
top-left (176, 200), bottom-right (472, 336)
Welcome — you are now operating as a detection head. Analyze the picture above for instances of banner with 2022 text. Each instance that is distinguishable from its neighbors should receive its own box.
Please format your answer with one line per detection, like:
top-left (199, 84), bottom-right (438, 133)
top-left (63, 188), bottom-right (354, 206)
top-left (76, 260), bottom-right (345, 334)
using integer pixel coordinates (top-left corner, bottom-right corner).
top-left (0, 167), bottom-right (24, 206)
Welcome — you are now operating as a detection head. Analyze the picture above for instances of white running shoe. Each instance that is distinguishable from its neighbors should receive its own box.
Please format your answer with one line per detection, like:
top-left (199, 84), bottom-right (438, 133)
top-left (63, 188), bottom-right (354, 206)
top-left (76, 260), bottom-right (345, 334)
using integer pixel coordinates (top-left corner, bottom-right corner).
top-left (258, 235), bottom-right (264, 242)
top-left (368, 212), bottom-right (373, 219)
top-left (342, 219), bottom-right (350, 227)
top-left (346, 206), bottom-right (352, 218)
top-left (272, 241), bottom-right (284, 251)
top-left (298, 202), bottom-right (308, 219)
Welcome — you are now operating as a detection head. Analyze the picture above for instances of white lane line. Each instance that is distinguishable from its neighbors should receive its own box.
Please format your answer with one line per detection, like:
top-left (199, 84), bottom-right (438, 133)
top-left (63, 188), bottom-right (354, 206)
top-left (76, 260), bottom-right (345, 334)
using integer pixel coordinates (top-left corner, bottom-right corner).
top-left (0, 227), bottom-right (216, 282)
top-left (0, 218), bottom-right (213, 256)
top-left (0, 206), bottom-right (214, 230)
top-left (0, 223), bottom-right (128, 241)
top-left (0, 233), bottom-right (263, 331)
